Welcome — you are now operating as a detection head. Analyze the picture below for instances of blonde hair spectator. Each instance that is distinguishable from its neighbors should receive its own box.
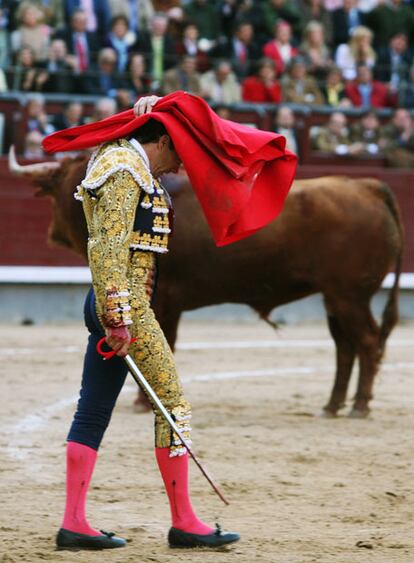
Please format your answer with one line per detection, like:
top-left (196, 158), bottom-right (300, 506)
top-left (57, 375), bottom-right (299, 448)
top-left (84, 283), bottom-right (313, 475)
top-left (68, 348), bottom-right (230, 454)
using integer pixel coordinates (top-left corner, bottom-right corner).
top-left (300, 20), bottom-right (332, 77)
top-left (11, 2), bottom-right (51, 62)
top-left (335, 25), bottom-right (376, 80)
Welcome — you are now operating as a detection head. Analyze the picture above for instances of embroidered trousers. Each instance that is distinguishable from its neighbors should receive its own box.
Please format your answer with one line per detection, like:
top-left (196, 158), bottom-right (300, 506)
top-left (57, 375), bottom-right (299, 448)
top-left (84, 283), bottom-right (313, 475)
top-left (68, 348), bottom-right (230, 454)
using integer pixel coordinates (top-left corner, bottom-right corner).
top-left (68, 251), bottom-right (191, 453)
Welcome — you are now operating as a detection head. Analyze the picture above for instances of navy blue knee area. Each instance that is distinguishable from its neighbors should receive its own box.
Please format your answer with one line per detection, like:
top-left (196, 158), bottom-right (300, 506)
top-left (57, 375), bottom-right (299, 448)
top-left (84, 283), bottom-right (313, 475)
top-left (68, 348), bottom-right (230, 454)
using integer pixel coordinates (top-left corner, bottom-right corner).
top-left (67, 288), bottom-right (128, 450)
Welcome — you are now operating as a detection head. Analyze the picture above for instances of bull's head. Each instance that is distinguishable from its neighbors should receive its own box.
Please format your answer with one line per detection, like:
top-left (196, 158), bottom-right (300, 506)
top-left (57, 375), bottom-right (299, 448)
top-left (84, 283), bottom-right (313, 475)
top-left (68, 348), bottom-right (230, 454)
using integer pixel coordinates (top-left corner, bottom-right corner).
top-left (8, 146), bottom-right (89, 258)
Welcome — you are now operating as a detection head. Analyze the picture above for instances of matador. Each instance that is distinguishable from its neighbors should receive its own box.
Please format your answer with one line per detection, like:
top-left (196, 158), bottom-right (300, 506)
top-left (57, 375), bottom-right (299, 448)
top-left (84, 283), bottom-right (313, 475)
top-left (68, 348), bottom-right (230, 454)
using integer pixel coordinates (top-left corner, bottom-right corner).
top-left (42, 92), bottom-right (297, 552)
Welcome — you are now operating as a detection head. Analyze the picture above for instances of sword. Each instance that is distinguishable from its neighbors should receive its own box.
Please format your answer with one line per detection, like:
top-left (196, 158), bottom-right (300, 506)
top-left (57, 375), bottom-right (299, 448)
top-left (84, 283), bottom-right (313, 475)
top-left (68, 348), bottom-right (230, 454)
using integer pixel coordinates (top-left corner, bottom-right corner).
top-left (96, 337), bottom-right (229, 506)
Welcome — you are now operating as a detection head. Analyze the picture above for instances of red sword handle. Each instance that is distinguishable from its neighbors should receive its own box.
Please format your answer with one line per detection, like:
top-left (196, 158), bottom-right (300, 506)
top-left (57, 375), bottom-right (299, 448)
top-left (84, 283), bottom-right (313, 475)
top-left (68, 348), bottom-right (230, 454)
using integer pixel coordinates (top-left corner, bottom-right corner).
top-left (96, 336), bottom-right (138, 360)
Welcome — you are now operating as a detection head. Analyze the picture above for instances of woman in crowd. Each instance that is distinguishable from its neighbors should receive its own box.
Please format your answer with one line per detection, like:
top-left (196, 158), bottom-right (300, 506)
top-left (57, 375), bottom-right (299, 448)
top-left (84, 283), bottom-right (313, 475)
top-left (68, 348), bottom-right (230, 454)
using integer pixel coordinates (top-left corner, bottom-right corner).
top-left (320, 66), bottom-right (348, 106)
top-left (263, 20), bottom-right (298, 76)
top-left (25, 94), bottom-right (54, 136)
top-left (242, 58), bottom-right (282, 103)
top-left (10, 2), bottom-right (51, 63)
top-left (126, 53), bottom-right (152, 97)
top-left (9, 46), bottom-right (47, 91)
top-left (108, 0), bottom-right (154, 36)
top-left (300, 21), bottom-right (332, 80)
top-left (104, 15), bottom-right (133, 73)
top-left (335, 25), bottom-right (376, 81)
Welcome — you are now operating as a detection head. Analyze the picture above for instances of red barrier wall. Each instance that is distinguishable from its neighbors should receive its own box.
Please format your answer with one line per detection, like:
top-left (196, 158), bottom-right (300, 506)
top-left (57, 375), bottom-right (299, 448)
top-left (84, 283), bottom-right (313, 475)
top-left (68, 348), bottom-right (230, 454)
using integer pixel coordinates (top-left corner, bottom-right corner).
top-left (1, 158), bottom-right (413, 271)
top-left (0, 158), bottom-right (85, 266)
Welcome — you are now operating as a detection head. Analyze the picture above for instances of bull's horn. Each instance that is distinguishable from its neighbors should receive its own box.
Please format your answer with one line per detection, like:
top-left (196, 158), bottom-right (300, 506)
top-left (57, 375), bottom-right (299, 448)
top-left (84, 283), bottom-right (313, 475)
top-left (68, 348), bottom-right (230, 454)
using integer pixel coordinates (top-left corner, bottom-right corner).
top-left (8, 145), bottom-right (61, 176)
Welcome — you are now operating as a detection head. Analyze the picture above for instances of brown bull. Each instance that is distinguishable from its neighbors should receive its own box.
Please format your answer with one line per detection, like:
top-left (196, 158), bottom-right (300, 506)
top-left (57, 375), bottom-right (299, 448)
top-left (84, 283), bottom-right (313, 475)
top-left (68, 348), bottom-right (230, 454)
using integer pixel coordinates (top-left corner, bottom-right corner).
top-left (9, 148), bottom-right (404, 417)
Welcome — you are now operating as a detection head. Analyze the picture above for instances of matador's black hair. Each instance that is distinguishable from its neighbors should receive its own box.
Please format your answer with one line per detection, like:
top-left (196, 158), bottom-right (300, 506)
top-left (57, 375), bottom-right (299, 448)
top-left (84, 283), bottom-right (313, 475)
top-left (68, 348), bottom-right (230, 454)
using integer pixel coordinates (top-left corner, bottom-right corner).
top-left (131, 118), bottom-right (169, 144)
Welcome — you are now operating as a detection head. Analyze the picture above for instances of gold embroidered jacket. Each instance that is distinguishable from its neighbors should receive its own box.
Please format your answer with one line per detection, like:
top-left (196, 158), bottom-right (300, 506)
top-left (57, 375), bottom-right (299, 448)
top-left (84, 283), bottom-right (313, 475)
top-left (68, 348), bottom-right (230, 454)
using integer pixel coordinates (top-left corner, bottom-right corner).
top-left (75, 139), bottom-right (172, 328)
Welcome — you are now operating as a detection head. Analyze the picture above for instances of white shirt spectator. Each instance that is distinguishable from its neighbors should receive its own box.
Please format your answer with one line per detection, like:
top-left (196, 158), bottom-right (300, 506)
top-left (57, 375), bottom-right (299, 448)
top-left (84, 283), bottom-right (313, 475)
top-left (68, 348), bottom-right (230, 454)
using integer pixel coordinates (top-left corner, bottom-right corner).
top-left (335, 43), bottom-right (375, 80)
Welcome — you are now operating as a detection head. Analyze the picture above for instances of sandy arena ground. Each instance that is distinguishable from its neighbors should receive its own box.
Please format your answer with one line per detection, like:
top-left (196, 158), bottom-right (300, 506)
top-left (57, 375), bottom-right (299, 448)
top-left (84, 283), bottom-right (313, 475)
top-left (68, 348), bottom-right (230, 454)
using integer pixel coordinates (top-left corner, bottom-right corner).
top-left (0, 319), bottom-right (414, 563)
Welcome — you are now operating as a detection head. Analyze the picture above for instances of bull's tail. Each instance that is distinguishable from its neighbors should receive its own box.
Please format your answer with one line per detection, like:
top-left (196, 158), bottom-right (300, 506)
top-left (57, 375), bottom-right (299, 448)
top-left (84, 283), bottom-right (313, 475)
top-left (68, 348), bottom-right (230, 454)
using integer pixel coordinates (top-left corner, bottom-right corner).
top-left (378, 183), bottom-right (404, 357)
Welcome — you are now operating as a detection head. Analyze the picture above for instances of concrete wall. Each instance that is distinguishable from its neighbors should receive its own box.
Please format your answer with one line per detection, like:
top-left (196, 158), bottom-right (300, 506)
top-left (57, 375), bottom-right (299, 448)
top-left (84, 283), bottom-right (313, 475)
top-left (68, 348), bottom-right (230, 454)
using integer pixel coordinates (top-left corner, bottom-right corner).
top-left (2, 283), bottom-right (413, 325)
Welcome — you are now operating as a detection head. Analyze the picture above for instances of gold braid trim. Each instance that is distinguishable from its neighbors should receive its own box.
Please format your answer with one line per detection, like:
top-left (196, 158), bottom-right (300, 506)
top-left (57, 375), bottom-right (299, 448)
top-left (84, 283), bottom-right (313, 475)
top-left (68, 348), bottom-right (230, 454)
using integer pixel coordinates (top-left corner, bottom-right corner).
top-left (82, 140), bottom-right (154, 195)
top-left (84, 167), bottom-right (141, 328)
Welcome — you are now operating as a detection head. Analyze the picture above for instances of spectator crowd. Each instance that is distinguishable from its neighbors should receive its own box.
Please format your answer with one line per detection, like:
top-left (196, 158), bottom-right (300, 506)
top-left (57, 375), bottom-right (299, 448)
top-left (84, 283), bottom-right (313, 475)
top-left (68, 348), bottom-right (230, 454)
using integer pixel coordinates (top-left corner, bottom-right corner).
top-left (1, 0), bottom-right (414, 161)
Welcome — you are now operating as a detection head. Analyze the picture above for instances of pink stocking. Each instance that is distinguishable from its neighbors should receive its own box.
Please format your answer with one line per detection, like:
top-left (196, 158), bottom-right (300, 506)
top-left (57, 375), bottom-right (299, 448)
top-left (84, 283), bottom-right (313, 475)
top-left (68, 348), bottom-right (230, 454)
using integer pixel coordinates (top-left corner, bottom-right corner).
top-left (155, 447), bottom-right (214, 535)
top-left (61, 441), bottom-right (101, 536)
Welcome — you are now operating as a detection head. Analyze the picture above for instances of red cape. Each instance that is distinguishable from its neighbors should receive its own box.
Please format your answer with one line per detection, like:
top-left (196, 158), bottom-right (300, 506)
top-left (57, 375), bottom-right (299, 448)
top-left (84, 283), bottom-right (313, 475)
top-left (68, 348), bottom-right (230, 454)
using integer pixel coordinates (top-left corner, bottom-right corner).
top-left (43, 91), bottom-right (297, 246)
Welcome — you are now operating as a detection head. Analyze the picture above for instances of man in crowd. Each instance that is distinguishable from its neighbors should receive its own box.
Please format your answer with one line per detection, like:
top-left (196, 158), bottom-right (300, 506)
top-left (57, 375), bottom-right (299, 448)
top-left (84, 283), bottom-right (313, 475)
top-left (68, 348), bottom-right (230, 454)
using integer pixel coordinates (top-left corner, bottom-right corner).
top-left (375, 33), bottom-right (412, 90)
top-left (282, 57), bottom-right (324, 105)
top-left (344, 65), bottom-right (395, 108)
top-left (312, 111), bottom-right (351, 154)
top-left (212, 21), bottom-right (261, 78)
top-left (133, 13), bottom-right (176, 90)
top-left (365, 0), bottom-right (414, 49)
top-left (161, 55), bottom-right (202, 96)
top-left (90, 97), bottom-right (117, 121)
top-left (332, 0), bottom-right (364, 48)
top-left (42, 38), bottom-right (78, 93)
top-left (349, 110), bottom-right (384, 155)
top-left (382, 108), bottom-right (414, 166)
top-left (54, 8), bottom-right (100, 92)
top-left (64, 0), bottom-right (111, 43)
top-left (200, 60), bottom-right (241, 104)
top-left (83, 47), bottom-right (128, 96)
top-left (52, 101), bottom-right (84, 131)
top-left (274, 105), bottom-right (298, 155)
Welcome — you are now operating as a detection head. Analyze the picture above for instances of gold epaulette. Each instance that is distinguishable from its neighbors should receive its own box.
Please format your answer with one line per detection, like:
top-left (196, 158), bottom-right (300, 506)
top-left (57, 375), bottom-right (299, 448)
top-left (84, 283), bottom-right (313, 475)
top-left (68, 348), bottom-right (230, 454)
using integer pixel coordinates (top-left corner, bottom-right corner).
top-left (81, 140), bottom-right (154, 194)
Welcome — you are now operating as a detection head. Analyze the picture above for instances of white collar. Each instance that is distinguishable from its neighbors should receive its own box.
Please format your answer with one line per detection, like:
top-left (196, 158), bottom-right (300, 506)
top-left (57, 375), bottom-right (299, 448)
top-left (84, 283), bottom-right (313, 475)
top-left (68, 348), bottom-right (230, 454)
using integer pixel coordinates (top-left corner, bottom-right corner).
top-left (129, 137), bottom-right (150, 169)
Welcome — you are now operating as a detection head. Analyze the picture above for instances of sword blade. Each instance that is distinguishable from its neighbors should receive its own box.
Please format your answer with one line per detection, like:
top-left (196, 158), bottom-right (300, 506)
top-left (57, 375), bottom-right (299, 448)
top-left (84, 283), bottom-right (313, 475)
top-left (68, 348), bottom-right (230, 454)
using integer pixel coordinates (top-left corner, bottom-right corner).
top-left (124, 354), bottom-right (229, 506)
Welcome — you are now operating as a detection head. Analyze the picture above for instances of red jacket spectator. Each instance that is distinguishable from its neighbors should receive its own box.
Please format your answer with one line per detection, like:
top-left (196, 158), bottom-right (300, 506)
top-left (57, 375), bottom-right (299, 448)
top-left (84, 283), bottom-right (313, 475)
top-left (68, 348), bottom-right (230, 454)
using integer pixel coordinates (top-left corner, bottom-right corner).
top-left (242, 76), bottom-right (281, 103)
top-left (344, 66), bottom-right (396, 108)
top-left (262, 21), bottom-right (298, 75)
top-left (242, 58), bottom-right (282, 103)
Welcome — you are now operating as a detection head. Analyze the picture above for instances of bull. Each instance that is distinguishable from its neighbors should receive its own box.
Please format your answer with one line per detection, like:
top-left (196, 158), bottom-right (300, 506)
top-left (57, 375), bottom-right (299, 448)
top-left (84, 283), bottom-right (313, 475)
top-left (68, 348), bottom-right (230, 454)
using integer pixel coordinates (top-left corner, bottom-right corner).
top-left (9, 147), bottom-right (404, 417)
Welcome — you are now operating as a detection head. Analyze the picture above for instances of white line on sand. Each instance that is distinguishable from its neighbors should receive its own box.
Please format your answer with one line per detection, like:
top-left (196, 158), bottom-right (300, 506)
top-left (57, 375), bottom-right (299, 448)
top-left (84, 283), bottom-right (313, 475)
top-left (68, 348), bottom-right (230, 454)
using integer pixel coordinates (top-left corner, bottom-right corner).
top-left (0, 338), bottom-right (412, 357)
top-left (0, 346), bottom-right (81, 356)
top-left (5, 359), bottom-right (414, 462)
top-left (182, 362), bottom-right (414, 382)
top-left (177, 339), bottom-right (413, 350)
top-left (5, 396), bottom-right (78, 461)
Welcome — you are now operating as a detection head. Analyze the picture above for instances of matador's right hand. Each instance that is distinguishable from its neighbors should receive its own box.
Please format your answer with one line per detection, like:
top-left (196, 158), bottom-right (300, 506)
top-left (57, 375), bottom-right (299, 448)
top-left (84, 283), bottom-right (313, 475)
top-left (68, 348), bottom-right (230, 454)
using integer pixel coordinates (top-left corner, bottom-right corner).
top-left (105, 326), bottom-right (132, 357)
top-left (133, 95), bottom-right (161, 116)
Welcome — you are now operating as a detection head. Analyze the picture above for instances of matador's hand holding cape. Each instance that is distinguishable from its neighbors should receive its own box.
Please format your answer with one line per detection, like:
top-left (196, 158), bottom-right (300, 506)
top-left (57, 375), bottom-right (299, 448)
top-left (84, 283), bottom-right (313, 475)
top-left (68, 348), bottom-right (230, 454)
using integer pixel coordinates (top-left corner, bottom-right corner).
top-left (43, 91), bottom-right (297, 246)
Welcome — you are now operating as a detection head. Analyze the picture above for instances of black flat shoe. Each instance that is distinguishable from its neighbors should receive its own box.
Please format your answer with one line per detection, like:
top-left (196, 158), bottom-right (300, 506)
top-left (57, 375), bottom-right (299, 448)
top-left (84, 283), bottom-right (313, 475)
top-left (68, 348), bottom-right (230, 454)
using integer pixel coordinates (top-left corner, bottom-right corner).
top-left (168, 525), bottom-right (240, 548)
top-left (56, 528), bottom-right (127, 550)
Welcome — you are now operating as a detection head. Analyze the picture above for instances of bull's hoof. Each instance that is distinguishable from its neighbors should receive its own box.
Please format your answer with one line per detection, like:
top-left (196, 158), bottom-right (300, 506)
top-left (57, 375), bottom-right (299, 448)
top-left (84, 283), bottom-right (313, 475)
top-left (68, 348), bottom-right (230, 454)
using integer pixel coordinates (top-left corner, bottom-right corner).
top-left (348, 408), bottom-right (370, 419)
top-left (319, 407), bottom-right (338, 418)
top-left (133, 394), bottom-right (152, 414)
